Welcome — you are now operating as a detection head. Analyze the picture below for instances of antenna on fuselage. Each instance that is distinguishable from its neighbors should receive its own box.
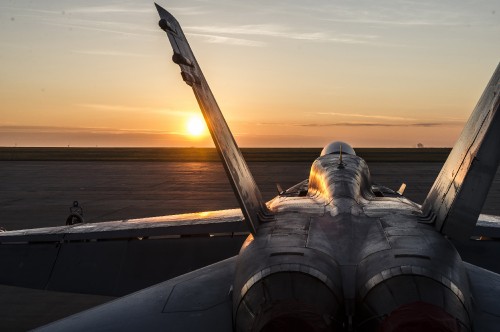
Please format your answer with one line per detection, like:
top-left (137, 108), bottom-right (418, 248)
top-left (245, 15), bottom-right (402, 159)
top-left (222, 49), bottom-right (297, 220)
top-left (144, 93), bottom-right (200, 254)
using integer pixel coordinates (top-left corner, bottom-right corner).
top-left (338, 145), bottom-right (345, 169)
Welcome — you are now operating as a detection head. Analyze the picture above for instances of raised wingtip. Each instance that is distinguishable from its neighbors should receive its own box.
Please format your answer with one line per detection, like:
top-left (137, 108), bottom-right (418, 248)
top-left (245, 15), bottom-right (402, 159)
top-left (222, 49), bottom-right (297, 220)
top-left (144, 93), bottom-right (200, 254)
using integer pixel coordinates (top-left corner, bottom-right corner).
top-left (154, 2), bottom-right (165, 13)
top-left (154, 2), bottom-right (176, 22)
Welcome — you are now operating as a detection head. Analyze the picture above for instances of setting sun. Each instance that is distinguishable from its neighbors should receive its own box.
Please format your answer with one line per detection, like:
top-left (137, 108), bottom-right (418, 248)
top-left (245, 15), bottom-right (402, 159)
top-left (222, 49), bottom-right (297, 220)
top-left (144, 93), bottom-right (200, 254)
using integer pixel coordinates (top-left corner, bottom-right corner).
top-left (186, 115), bottom-right (207, 137)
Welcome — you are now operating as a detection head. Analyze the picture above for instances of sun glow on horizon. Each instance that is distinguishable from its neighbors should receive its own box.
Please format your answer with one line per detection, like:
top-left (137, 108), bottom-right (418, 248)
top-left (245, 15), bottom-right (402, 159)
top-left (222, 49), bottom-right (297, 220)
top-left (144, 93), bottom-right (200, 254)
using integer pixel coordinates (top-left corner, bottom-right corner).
top-left (0, 1), bottom-right (498, 148)
top-left (186, 115), bottom-right (207, 137)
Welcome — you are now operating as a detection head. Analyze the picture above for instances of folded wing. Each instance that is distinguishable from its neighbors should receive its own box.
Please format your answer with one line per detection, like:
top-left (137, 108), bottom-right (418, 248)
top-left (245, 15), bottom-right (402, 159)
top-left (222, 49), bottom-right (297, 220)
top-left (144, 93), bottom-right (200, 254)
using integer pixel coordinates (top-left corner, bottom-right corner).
top-left (422, 63), bottom-right (500, 239)
top-left (155, 3), bottom-right (271, 235)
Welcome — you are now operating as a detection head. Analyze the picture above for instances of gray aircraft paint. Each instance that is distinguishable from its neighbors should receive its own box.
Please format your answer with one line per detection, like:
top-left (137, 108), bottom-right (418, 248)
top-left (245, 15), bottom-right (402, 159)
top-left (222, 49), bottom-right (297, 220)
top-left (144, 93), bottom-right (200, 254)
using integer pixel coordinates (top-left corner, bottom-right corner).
top-left (1, 4), bottom-right (500, 331)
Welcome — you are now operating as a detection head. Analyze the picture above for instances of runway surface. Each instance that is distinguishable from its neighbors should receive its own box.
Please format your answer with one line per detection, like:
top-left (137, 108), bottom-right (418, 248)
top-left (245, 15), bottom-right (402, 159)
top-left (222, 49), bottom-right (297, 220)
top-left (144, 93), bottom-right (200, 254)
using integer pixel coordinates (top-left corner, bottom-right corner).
top-left (0, 161), bottom-right (499, 330)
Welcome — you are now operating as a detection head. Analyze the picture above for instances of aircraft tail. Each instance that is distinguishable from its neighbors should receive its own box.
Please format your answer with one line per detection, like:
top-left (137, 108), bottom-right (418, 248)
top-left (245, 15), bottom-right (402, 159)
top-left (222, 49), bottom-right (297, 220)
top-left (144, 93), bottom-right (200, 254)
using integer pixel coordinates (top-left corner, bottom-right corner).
top-left (421, 63), bottom-right (500, 239)
top-left (155, 4), bottom-right (271, 234)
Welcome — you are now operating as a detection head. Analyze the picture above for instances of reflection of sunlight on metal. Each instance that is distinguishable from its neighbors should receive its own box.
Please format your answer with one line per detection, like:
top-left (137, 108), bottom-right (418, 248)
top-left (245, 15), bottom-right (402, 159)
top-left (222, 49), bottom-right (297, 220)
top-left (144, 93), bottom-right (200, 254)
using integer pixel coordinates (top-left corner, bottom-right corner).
top-left (307, 162), bottom-right (329, 200)
top-left (239, 234), bottom-right (254, 253)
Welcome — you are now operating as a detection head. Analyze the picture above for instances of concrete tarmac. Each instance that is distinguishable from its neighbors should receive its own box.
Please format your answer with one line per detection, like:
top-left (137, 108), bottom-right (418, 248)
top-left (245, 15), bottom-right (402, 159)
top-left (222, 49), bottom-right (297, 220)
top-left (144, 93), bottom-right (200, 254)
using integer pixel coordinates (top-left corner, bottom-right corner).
top-left (0, 161), bottom-right (499, 330)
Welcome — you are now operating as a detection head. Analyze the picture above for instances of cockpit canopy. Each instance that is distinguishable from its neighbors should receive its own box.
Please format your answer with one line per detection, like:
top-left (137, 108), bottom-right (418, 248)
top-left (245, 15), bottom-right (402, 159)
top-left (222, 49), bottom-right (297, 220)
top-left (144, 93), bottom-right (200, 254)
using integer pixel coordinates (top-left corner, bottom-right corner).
top-left (320, 141), bottom-right (356, 157)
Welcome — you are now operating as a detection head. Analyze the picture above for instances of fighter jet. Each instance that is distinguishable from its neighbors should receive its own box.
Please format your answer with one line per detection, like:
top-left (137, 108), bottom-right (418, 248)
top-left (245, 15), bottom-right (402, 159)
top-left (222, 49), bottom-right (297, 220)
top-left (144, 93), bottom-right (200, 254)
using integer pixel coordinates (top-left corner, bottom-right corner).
top-left (1, 3), bottom-right (500, 331)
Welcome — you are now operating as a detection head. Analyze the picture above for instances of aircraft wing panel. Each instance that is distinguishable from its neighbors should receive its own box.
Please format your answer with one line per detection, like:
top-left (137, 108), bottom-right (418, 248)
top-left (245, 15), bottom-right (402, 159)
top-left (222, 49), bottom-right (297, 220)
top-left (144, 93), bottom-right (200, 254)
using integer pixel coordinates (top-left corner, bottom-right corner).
top-left (155, 3), bottom-right (270, 235)
top-left (465, 262), bottom-right (500, 331)
top-left (473, 214), bottom-right (500, 238)
top-left (0, 208), bottom-right (245, 243)
top-left (35, 256), bottom-right (236, 332)
top-left (422, 63), bottom-right (500, 239)
top-left (0, 209), bottom-right (247, 296)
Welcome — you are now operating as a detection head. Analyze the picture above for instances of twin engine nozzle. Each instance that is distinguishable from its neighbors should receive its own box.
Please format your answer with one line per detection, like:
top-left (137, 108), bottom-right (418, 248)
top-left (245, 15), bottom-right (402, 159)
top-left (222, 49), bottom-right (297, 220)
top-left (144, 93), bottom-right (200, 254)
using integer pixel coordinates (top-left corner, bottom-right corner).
top-left (232, 234), bottom-right (471, 332)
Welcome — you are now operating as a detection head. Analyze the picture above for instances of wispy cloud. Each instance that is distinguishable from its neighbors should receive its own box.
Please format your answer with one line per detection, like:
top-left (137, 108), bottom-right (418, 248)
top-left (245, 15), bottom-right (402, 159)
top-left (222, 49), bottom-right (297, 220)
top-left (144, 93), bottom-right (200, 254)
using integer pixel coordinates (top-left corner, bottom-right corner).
top-left (42, 17), bottom-right (156, 38)
top-left (296, 122), bottom-right (463, 127)
top-left (316, 112), bottom-right (416, 121)
top-left (67, 5), bottom-right (152, 15)
top-left (257, 121), bottom-right (464, 128)
top-left (0, 125), bottom-right (213, 147)
top-left (76, 104), bottom-right (191, 117)
top-left (72, 50), bottom-right (149, 57)
top-left (4, 4), bottom-right (157, 38)
top-left (295, 1), bottom-right (477, 28)
top-left (187, 33), bottom-right (265, 47)
top-left (185, 24), bottom-right (377, 45)
top-left (165, 6), bottom-right (211, 16)
top-left (67, 4), bottom-right (208, 16)
top-left (187, 24), bottom-right (327, 41)
top-left (0, 125), bottom-right (169, 134)
top-left (0, 6), bottom-right (62, 15)
top-left (311, 112), bottom-right (467, 126)
top-left (320, 16), bottom-right (464, 27)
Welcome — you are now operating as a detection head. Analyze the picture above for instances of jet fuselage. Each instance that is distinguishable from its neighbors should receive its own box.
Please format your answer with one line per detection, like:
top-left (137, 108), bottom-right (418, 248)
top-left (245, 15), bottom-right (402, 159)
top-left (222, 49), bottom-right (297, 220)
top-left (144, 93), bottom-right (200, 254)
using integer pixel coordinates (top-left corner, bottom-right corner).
top-left (234, 151), bottom-right (470, 331)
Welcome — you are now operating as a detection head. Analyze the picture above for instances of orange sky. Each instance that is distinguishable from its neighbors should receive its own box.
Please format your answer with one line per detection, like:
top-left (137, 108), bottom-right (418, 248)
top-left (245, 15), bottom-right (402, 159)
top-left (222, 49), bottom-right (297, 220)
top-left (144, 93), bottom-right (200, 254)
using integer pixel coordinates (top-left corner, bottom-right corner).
top-left (1, 1), bottom-right (499, 147)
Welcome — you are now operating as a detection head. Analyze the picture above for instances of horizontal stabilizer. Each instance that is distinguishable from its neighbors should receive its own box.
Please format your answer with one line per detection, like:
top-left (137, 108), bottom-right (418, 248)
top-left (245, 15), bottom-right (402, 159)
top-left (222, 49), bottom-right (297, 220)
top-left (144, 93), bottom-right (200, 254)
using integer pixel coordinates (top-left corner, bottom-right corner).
top-left (422, 63), bottom-right (500, 239)
top-left (155, 4), bottom-right (271, 234)
top-left (35, 257), bottom-right (236, 331)
top-left (465, 262), bottom-right (500, 331)
top-left (473, 214), bottom-right (500, 238)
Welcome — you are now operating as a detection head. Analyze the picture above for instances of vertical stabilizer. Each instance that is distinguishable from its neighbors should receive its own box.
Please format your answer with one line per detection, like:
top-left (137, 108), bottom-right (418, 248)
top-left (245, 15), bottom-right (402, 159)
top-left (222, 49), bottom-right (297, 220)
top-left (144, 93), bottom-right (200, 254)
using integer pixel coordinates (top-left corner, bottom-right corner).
top-left (155, 4), bottom-right (270, 234)
top-left (422, 63), bottom-right (500, 239)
